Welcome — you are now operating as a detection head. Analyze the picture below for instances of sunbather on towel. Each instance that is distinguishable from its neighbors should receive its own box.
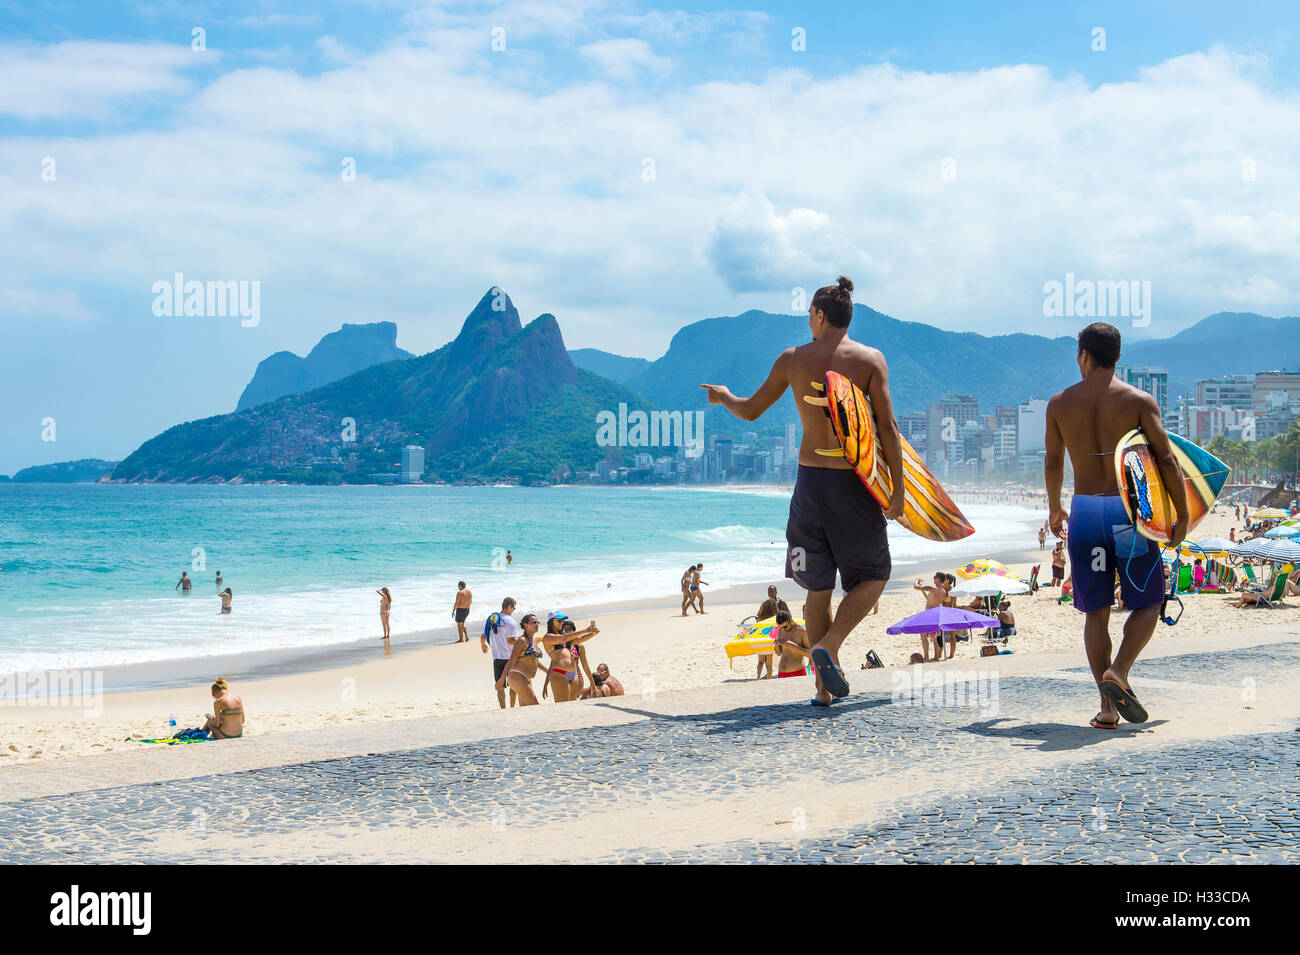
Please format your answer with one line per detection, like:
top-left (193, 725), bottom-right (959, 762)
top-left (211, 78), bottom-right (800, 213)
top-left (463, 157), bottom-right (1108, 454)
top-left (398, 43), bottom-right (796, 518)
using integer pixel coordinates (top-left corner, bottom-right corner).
top-left (201, 677), bottom-right (244, 739)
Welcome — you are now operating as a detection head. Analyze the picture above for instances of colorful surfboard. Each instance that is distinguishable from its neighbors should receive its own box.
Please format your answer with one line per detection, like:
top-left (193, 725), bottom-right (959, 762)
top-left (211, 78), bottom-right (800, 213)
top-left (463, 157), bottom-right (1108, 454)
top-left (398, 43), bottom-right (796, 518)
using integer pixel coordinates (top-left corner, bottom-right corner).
top-left (1114, 429), bottom-right (1230, 543)
top-left (804, 371), bottom-right (975, 542)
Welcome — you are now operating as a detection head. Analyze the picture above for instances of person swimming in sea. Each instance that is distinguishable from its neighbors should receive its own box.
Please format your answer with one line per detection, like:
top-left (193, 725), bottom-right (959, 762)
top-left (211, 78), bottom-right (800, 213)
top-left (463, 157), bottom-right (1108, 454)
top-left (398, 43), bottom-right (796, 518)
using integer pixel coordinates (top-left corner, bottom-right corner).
top-left (202, 676), bottom-right (243, 739)
top-left (219, 588), bottom-right (232, 614)
top-left (176, 571), bottom-right (192, 592)
top-left (1045, 322), bottom-right (1189, 729)
top-left (215, 571), bottom-right (223, 588)
top-left (703, 276), bottom-right (904, 705)
top-left (377, 587), bottom-right (392, 639)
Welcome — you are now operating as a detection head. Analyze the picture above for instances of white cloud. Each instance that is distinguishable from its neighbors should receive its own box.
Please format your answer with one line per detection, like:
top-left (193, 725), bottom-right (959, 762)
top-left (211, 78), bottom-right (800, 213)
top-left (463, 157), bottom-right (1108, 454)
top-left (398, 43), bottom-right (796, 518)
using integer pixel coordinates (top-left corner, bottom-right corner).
top-left (706, 189), bottom-right (885, 294)
top-left (0, 41), bottom-right (202, 119)
top-left (580, 38), bottom-right (672, 80)
top-left (0, 287), bottom-right (96, 322)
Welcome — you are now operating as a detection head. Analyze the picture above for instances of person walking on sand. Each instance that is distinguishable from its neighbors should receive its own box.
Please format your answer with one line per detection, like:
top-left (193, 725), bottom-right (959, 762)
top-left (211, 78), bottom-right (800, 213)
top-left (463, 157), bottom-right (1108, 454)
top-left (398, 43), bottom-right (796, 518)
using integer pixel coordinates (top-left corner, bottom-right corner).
top-left (755, 585), bottom-right (790, 679)
top-left (219, 588), bottom-right (233, 614)
top-left (703, 276), bottom-right (905, 705)
top-left (452, 581), bottom-right (472, 642)
top-left (1037, 526), bottom-right (1046, 550)
top-left (176, 571), bottom-right (191, 592)
top-left (376, 587), bottom-right (392, 639)
top-left (680, 565), bottom-right (697, 616)
top-left (202, 676), bottom-right (244, 739)
top-left (482, 597), bottom-right (521, 708)
top-left (690, 563), bottom-right (709, 613)
top-left (1045, 323), bottom-right (1188, 730)
top-left (495, 612), bottom-right (543, 706)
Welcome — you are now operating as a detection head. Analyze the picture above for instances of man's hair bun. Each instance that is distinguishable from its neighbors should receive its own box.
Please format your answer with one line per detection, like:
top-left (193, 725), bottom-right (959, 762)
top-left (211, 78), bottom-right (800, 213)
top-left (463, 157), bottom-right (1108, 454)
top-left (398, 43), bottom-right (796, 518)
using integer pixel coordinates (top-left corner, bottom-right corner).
top-left (812, 275), bottom-right (856, 328)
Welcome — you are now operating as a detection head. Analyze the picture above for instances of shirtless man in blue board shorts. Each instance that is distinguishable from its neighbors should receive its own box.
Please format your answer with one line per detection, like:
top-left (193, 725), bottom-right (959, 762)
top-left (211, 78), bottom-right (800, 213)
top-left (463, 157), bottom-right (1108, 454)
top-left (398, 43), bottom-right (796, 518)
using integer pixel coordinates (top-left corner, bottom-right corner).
top-left (1045, 322), bottom-right (1189, 729)
top-left (703, 276), bottom-right (906, 705)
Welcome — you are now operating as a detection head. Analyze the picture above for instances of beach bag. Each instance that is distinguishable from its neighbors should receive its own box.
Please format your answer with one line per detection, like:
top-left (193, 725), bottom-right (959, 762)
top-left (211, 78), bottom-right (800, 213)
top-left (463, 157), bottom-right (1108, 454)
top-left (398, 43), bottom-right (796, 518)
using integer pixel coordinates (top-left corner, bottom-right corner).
top-left (864, 650), bottom-right (884, 669)
top-left (980, 645), bottom-right (999, 658)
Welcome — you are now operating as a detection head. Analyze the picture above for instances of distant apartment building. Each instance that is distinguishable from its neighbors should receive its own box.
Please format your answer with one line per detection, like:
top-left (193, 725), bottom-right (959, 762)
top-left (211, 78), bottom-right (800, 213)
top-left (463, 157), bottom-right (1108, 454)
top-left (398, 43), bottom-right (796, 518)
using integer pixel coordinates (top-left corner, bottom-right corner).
top-left (925, 395), bottom-right (979, 466)
top-left (994, 424), bottom-right (1017, 462)
top-left (1177, 401), bottom-right (1250, 444)
top-left (1116, 366), bottom-right (1169, 416)
top-left (714, 437), bottom-right (734, 476)
top-left (399, 445), bottom-right (425, 483)
top-left (784, 422), bottom-right (797, 457)
top-left (1252, 371), bottom-right (1300, 410)
top-left (1195, 375), bottom-right (1254, 412)
top-left (898, 413), bottom-right (927, 445)
top-left (1016, 399), bottom-right (1048, 453)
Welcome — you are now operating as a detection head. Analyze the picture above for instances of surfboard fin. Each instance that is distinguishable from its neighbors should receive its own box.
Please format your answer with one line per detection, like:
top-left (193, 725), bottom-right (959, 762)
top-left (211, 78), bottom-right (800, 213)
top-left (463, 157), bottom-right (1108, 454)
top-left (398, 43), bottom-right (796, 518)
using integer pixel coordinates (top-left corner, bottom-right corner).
top-left (810, 381), bottom-right (825, 392)
top-left (803, 396), bottom-right (830, 407)
top-left (814, 447), bottom-right (843, 457)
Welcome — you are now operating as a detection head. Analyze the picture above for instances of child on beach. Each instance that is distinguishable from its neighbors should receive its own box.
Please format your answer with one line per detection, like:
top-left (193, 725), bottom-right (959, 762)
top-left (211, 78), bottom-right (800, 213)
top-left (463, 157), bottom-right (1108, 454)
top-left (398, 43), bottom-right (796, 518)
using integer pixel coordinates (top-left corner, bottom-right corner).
top-left (704, 276), bottom-right (905, 705)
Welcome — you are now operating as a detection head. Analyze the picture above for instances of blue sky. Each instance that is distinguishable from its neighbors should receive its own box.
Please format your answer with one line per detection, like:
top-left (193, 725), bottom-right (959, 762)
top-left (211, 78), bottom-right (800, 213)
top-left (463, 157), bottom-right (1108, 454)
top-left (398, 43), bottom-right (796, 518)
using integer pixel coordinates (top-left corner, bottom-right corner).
top-left (2, 0), bottom-right (1299, 473)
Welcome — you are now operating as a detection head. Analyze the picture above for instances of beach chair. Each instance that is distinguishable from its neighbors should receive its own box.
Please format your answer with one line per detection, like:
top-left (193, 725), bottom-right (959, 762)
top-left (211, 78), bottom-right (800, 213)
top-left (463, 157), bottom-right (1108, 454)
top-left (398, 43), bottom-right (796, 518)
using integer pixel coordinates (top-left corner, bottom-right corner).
top-left (1027, 565), bottom-right (1040, 594)
top-left (1252, 573), bottom-right (1289, 608)
top-left (1175, 565), bottom-right (1195, 594)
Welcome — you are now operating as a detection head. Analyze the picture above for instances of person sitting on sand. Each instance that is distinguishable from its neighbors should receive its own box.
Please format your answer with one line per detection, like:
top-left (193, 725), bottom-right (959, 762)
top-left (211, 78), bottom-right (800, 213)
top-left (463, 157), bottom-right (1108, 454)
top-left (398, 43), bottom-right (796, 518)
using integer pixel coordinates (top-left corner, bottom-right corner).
top-left (581, 663), bottom-right (624, 699)
top-left (495, 612), bottom-right (543, 706)
top-left (539, 612), bottom-right (599, 703)
top-left (996, 600), bottom-right (1016, 637)
top-left (376, 587), bottom-right (392, 639)
top-left (680, 565), bottom-right (697, 616)
top-left (202, 677), bottom-right (243, 739)
top-left (452, 581), bottom-right (472, 642)
top-left (755, 585), bottom-right (790, 679)
top-left (176, 571), bottom-right (191, 592)
top-left (219, 588), bottom-right (232, 614)
top-left (913, 574), bottom-right (948, 662)
top-left (772, 610), bottom-right (813, 678)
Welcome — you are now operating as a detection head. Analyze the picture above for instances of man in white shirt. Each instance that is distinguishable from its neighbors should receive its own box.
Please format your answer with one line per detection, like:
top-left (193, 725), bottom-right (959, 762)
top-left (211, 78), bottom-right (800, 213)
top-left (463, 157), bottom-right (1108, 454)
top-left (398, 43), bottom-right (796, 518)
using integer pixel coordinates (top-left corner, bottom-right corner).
top-left (481, 597), bottom-right (519, 708)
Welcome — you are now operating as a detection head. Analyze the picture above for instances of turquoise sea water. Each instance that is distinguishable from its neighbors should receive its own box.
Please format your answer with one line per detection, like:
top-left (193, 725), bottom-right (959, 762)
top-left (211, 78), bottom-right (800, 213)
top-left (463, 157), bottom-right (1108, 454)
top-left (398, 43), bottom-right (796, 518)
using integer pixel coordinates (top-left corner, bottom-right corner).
top-left (0, 484), bottom-right (1043, 670)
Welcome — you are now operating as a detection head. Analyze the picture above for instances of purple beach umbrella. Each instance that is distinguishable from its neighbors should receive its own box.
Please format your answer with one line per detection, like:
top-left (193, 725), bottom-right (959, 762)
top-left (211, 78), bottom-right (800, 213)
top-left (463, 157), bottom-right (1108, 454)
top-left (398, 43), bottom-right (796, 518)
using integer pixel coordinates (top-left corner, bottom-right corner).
top-left (886, 606), bottom-right (1001, 634)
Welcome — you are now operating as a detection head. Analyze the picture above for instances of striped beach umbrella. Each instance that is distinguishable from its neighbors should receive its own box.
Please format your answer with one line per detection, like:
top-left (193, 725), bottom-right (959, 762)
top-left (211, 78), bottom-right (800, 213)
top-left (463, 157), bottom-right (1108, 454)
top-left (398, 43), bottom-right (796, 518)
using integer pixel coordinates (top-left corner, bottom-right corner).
top-left (1264, 524), bottom-right (1300, 538)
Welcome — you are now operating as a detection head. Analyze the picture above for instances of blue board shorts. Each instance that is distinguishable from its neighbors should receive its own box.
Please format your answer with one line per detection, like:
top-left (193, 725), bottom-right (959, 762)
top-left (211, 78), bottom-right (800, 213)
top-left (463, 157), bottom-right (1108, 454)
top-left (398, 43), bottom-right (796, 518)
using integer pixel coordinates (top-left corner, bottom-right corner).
top-left (1067, 494), bottom-right (1164, 613)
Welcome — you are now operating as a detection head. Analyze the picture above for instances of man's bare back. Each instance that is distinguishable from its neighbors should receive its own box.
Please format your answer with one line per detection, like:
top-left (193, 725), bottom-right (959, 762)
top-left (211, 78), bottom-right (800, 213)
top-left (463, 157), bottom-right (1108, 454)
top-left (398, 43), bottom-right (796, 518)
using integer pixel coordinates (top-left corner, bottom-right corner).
top-left (786, 338), bottom-right (887, 468)
top-left (1046, 376), bottom-right (1166, 495)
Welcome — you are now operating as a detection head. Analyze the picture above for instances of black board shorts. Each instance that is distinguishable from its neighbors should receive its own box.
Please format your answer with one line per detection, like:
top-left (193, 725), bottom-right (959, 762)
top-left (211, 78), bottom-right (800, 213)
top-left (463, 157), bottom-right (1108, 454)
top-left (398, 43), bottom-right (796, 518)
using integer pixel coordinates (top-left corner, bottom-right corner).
top-left (493, 658), bottom-right (508, 683)
top-left (785, 465), bottom-right (891, 592)
top-left (455, 607), bottom-right (470, 623)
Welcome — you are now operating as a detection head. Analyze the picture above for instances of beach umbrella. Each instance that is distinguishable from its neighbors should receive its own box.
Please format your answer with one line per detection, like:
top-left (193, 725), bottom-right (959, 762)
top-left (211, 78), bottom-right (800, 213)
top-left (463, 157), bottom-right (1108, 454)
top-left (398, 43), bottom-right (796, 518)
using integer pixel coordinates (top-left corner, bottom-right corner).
top-left (886, 606), bottom-right (1000, 634)
top-left (1234, 538), bottom-right (1300, 562)
top-left (949, 573), bottom-right (1031, 598)
top-left (1253, 507), bottom-right (1288, 520)
top-left (724, 616), bottom-right (805, 665)
top-left (956, 559), bottom-right (1019, 580)
top-left (1264, 524), bottom-right (1300, 538)
top-left (1193, 536), bottom-right (1235, 552)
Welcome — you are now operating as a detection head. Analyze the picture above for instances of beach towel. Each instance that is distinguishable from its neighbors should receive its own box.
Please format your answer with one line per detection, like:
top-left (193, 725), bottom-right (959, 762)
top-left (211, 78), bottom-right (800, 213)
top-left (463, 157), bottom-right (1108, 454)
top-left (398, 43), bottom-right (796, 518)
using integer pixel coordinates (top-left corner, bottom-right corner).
top-left (130, 728), bottom-right (211, 745)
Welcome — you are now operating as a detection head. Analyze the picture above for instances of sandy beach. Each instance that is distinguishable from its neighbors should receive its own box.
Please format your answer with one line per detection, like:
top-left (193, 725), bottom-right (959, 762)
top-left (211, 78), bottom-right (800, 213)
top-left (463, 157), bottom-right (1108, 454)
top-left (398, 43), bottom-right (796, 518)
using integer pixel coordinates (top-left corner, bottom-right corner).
top-left (3, 502), bottom-right (1293, 768)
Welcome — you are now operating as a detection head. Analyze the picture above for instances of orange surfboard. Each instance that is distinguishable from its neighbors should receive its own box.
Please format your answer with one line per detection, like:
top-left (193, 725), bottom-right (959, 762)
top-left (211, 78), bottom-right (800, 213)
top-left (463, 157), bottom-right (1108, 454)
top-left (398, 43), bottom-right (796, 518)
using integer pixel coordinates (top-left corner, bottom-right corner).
top-left (804, 371), bottom-right (975, 542)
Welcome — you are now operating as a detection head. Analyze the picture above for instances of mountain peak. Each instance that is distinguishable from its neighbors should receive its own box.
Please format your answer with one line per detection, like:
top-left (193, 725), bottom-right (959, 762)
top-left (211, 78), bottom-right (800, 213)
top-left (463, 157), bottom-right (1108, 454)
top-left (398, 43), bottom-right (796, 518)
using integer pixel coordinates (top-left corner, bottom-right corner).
top-left (447, 287), bottom-right (524, 368)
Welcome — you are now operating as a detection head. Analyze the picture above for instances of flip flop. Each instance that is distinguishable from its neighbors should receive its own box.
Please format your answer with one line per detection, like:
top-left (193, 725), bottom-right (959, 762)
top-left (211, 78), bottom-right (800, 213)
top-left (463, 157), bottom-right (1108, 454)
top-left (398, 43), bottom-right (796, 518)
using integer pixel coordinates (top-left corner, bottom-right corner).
top-left (810, 697), bottom-right (839, 707)
top-left (1090, 713), bottom-right (1119, 730)
top-left (810, 648), bottom-right (849, 699)
top-left (1100, 679), bottom-right (1148, 724)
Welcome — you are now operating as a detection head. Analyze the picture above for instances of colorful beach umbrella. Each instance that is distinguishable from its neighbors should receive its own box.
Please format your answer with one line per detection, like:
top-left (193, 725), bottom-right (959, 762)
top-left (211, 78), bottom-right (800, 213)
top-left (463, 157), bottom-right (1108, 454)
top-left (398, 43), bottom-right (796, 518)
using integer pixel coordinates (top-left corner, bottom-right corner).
top-left (1253, 507), bottom-right (1289, 520)
top-left (1264, 524), bottom-right (1300, 538)
top-left (886, 606), bottom-right (1000, 634)
top-left (956, 559), bottom-right (1019, 580)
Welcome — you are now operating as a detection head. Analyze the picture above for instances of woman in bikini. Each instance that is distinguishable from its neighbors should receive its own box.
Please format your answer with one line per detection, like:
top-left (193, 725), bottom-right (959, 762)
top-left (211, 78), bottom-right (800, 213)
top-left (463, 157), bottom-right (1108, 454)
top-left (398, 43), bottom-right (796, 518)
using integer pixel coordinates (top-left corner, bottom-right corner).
top-left (496, 613), bottom-right (544, 706)
top-left (202, 676), bottom-right (244, 739)
top-left (680, 566), bottom-right (696, 616)
top-left (377, 587), bottom-right (392, 640)
top-left (539, 613), bottom-right (600, 703)
top-left (219, 588), bottom-right (233, 614)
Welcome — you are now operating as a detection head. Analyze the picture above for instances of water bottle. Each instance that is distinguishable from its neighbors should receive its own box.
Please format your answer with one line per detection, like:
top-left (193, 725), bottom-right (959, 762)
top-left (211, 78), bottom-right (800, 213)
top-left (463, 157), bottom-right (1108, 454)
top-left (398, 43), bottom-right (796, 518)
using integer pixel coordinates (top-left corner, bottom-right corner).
top-left (167, 713), bottom-right (176, 729)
